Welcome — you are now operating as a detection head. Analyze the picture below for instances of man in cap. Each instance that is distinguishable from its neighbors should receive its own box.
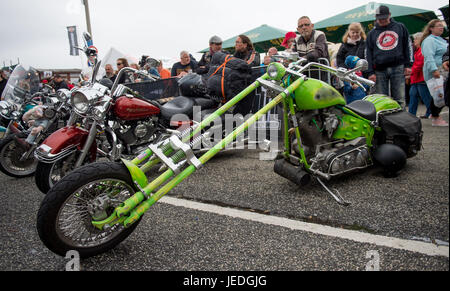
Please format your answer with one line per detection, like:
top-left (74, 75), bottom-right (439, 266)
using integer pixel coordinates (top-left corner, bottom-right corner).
top-left (365, 5), bottom-right (413, 108)
top-left (197, 35), bottom-right (227, 75)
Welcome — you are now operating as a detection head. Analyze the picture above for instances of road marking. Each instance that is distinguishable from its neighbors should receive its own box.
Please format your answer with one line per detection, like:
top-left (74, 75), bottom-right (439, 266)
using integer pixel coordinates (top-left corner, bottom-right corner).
top-left (160, 196), bottom-right (449, 258)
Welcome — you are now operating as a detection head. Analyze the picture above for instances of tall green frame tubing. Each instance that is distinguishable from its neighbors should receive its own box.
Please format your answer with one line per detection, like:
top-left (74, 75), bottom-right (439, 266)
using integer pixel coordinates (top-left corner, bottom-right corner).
top-left (93, 74), bottom-right (269, 229)
top-left (92, 75), bottom-right (306, 229)
top-left (121, 76), bottom-right (305, 228)
top-left (130, 74), bottom-right (271, 168)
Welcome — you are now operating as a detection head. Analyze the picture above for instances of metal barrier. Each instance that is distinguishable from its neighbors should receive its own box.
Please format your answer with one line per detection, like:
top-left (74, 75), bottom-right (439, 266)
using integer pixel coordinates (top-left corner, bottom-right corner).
top-left (305, 58), bottom-right (331, 84)
top-left (250, 59), bottom-right (332, 141)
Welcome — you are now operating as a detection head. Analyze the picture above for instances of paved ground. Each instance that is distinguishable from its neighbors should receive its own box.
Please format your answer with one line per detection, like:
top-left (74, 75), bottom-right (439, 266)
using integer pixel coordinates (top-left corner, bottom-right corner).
top-left (0, 106), bottom-right (448, 272)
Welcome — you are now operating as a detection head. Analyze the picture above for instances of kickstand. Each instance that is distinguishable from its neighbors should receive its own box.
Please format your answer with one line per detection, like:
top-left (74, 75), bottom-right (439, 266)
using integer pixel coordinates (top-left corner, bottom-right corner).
top-left (316, 177), bottom-right (351, 206)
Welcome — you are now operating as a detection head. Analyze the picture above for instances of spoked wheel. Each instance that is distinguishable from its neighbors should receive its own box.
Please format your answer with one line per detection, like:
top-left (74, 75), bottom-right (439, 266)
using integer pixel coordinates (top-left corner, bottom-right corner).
top-left (37, 162), bottom-right (142, 258)
top-left (35, 151), bottom-right (83, 194)
top-left (0, 133), bottom-right (38, 177)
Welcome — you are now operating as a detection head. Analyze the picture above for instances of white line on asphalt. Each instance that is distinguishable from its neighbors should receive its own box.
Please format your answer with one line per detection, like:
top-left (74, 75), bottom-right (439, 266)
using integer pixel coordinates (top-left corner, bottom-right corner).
top-left (160, 196), bottom-right (449, 258)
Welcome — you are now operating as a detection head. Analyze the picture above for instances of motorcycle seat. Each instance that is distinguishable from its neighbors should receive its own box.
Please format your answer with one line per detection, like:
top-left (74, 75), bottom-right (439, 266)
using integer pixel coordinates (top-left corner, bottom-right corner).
top-left (160, 96), bottom-right (195, 120)
top-left (345, 100), bottom-right (377, 121)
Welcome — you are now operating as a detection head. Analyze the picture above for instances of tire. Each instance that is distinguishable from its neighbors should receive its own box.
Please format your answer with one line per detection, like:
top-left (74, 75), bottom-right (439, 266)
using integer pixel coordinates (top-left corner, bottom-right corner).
top-left (35, 151), bottom-right (80, 194)
top-left (0, 132), bottom-right (37, 177)
top-left (37, 161), bottom-right (142, 258)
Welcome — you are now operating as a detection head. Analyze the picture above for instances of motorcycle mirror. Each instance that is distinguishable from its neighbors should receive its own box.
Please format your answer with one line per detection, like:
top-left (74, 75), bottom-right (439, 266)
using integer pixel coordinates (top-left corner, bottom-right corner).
top-left (356, 59), bottom-right (368, 71)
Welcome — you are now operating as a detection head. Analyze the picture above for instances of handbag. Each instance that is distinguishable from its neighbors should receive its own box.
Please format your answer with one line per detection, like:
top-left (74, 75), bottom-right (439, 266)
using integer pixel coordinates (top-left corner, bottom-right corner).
top-left (426, 76), bottom-right (445, 108)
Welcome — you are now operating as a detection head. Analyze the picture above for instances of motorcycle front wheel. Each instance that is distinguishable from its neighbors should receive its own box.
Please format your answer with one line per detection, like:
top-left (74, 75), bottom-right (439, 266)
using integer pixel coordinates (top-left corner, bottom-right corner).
top-left (35, 151), bottom-right (86, 194)
top-left (0, 132), bottom-right (38, 177)
top-left (37, 161), bottom-right (142, 258)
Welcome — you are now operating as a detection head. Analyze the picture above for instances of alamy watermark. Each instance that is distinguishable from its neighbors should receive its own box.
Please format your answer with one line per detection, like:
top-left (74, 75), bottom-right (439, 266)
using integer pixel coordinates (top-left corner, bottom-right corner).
top-left (65, 250), bottom-right (80, 271)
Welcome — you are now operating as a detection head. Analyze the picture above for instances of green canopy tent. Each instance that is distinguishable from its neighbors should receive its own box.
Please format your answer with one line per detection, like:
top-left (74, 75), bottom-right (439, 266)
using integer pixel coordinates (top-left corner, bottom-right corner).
top-left (314, 2), bottom-right (439, 43)
top-left (199, 24), bottom-right (288, 54)
top-left (439, 4), bottom-right (448, 26)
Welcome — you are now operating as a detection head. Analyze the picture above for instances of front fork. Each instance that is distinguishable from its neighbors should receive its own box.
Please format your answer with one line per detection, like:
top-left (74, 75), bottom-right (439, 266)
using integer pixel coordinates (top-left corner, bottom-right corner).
top-left (93, 74), bottom-right (307, 230)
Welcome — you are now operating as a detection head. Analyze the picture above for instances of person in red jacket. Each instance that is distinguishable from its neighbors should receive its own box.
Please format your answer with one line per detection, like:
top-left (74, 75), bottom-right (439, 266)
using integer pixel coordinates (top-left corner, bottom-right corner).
top-left (408, 32), bottom-right (432, 118)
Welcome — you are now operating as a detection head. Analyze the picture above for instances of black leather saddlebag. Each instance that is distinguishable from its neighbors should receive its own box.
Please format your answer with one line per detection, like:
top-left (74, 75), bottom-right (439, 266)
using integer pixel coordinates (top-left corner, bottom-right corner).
top-left (378, 110), bottom-right (423, 158)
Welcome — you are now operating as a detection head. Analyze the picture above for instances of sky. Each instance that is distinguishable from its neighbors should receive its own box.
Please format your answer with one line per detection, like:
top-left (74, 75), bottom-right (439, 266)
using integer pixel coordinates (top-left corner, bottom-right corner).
top-left (0, 0), bottom-right (448, 70)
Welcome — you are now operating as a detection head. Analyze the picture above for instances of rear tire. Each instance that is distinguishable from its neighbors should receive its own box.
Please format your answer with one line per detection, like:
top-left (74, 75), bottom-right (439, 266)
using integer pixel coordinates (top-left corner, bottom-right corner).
top-left (36, 162), bottom-right (142, 258)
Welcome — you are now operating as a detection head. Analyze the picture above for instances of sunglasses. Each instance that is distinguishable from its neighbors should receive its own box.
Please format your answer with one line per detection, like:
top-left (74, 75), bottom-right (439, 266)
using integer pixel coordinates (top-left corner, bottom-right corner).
top-left (212, 42), bottom-right (222, 45)
top-left (117, 63), bottom-right (123, 66)
top-left (298, 23), bottom-right (311, 28)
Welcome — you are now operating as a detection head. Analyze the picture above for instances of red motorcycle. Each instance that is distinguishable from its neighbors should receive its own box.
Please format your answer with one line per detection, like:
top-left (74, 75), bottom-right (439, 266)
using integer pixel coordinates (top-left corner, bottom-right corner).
top-left (34, 66), bottom-right (219, 193)
top-left (34, 40), bottom-right (218, 193)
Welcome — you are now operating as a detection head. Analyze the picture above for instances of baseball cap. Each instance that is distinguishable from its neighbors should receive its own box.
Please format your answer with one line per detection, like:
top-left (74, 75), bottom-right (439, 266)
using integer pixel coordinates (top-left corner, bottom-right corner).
top-left (281, 32), bottom-right (297, 48)
top-left (209, 35), bottom-right (222, 44)
top-left (375, 5), bottom-right (390, 20)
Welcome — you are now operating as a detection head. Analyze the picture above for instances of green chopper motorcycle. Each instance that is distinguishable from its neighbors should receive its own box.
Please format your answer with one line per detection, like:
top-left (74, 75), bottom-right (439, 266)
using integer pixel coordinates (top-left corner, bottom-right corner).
top-left (37, 53), bottom-right (422, 258)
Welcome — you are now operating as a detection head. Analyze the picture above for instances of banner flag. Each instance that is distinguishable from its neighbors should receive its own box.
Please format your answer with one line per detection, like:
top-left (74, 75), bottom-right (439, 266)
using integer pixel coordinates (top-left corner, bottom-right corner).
top-left (67, 26), bottom-right (79, 56)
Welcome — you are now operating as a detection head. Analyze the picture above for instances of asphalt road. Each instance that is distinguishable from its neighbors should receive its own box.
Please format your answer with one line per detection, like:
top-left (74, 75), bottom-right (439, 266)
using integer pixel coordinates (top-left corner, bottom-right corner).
top-left (0, 107), bottom-right (448, 272)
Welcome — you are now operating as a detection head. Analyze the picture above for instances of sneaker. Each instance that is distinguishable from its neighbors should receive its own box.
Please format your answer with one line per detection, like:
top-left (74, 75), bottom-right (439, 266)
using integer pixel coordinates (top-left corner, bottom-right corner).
top-left (432, 118), bottom-right (448, 127)
top-left (419, 115), bottom-right (430, 119)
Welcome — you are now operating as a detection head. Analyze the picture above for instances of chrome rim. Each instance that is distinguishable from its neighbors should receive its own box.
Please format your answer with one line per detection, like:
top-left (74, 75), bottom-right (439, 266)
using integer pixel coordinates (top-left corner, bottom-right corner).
top-left (0, 139), bottom-right (37, 175)
top-left (49, 153), bottom-right (77, 188)
top-left (55, 179), bottom-right (135, 248)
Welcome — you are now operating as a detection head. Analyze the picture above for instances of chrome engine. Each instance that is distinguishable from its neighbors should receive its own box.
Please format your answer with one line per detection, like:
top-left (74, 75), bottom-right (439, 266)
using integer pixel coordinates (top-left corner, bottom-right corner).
top-left (113, 118), bottom-right (158, 151)
top-left (309, 138), bottom-right (372, 178)
top-left (291, 109), bottom-right (372, 179)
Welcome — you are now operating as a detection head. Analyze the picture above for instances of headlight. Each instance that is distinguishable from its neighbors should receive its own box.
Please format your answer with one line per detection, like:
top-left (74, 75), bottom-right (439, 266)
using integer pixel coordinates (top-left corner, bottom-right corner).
top-left (267, 62), bottom-right (286, 81)
top-left (0, 101), bottom-right (10, 117)
top-left (72, 91), bottom-right (89, 114)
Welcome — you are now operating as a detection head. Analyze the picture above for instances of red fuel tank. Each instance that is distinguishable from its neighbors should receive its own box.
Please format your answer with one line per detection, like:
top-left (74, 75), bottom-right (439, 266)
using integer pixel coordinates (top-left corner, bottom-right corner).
top-left (114, 96), bottom-right (160, 120)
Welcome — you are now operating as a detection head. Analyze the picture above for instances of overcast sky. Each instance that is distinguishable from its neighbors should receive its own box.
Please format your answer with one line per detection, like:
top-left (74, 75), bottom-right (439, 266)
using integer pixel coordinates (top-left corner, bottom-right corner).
top-left (0, 0), bottom-right (447, 70)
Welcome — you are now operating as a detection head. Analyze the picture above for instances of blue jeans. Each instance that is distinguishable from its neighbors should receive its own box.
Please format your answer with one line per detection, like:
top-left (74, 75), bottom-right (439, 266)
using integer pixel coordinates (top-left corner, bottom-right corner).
top-left (375, 65), bottom-right (406, 108)
top-left (408, 82), bottom-right (432, 117)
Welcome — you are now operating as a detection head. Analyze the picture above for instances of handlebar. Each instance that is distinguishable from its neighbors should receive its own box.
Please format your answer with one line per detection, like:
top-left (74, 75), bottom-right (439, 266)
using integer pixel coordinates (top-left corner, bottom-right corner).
top-left (288, 59), bottom-right (374, 90)
top-left (269, 52), bottom-right (374, 90)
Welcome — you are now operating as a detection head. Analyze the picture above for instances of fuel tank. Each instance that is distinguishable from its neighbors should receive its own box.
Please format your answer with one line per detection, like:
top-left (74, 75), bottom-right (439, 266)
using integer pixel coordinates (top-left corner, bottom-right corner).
top-left (114, 96), bottom-right (160, 121)
top-left (363, 94), bottom-right (402, 112)
top-left (293, 78), bottom-right (346, 110)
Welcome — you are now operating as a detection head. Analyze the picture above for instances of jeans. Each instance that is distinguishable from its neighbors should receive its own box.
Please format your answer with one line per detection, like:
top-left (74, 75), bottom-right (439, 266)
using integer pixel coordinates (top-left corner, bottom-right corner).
top-left (25, 119), bottom-right (49, 144)
top-left (375, 64), bottom-right (406, 108)
top-left (408, 82), bottom-right (432, 117)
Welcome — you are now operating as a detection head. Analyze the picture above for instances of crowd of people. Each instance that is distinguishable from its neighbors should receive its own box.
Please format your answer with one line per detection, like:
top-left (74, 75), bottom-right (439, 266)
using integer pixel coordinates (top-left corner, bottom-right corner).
top-left (153, 6), bottom-right (448, 125)
top-left (1, 5), bottom-right (448, 126)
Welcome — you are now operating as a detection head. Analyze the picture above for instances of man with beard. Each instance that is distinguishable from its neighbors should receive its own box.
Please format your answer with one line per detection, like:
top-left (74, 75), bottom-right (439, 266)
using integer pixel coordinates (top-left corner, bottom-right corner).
top-left (293, 16), bottom-right (329, 81)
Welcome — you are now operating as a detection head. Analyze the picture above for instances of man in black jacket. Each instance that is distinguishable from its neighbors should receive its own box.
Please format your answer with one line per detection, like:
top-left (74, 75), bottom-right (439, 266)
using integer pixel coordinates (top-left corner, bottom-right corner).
top-left (197, 35), bottom-right (227, 75)
top-left (365, 5), bottom-right (413, 108)
top-left (0, 69), bottom-right (8, 97)
top-left (51, 74), bottom-right (70, 91)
